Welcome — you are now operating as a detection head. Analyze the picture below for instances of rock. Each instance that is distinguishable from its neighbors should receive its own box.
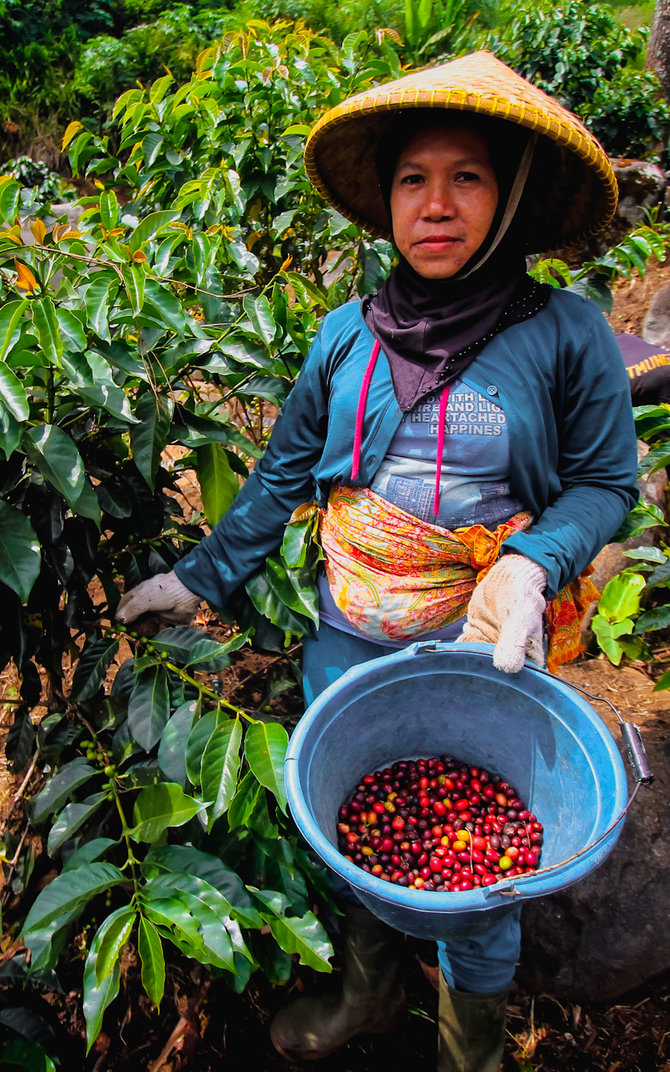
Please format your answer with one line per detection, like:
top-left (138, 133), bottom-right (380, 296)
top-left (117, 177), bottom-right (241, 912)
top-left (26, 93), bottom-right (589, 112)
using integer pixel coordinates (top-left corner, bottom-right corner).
top-left (552, 158), bottom-right (667, 265)
top-left (643, 281), bottom-right (670, 347)
top-left (518, 667), bottom-right (670, 1001)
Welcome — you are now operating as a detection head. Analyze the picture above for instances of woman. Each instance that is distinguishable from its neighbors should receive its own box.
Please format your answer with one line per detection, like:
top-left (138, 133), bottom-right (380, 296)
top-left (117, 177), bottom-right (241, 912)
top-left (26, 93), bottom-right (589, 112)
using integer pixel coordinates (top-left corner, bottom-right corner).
top-left (117, 52), bottom-right (638, 1071)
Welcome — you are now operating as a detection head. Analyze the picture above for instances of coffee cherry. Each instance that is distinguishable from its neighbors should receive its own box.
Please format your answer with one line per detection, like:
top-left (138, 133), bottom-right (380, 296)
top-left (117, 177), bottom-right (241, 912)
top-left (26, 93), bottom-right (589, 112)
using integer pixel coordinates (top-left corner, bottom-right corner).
top-left (337, 753), bottom-right (543, 891)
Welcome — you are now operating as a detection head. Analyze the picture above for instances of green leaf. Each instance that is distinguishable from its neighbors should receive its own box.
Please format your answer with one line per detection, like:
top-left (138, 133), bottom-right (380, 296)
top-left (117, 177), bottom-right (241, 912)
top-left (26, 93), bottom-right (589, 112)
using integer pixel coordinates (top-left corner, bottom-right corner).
top-left (56, 307), bottom-right (87, 352)
top-left (185, 709), bottom-right (220, 786)
top-left (84, 271), bottom-right (119, 342)
top-left (47, 792), bottom-right (106, 856)
top-left (83, 922), bottom-right (121, 1051)
top-left (21, 862), bottom-right (124, 938)
top-left (157, 700), bottom-right (198, 787)
top-left (143, 277), bottom-right (187, 334)
top-left (70, 636), bottom-right (119, 701)
top-left (597, 571), bottom-right (647, 621)
top-left (142, 874), bottom-right (237, 969)
top-left (201, 718), bottom-right (242, 827)
top-left (0, 501), bottom-right (40, 602)
top-left (31, 298), bottom-right (63, 367)
top-left (227, 768), bottom-right (261, 829)
top-left (94, 905), bottom-right (136, 986)
top-left (99, 189), bottom-right (120, 231)
top-left (127, 665), bottom-right (171, 751)
top-left (0, 297), bottom-right (29, 360)
top-left (22, 425), bottom-right (100, 524)
top-left (130, 391), bottom-right (172, 489)
top-left (635, 605), bottom-right (670, 633)
top-left (129, 783), bottom-right (202, 843)
top-left (142, 845), bottom-right (262, 928)
top-left (129, 210), bottom-right (180, 253)
top-left (253, 889), bottom-right (333, 971)
top-left (244, 722), bottom-right (288, 813)
top-left (591, 614), bottom-right (634, 664)
top-left (138, 915), bottom-right (165, 1008)
top-left (0, 1036), bottom-right (57, 1071)
top-left (30, 757), bottom-right (100, 825)
top-left (244, 292), bottom-right (276, 346)
top-left (196, 443), bottom-right (238, 525)
top-left (122, 263), bottom-right (145, 315)
top-left (62, 837), bottom-right (117, 872)
top-left (0, 180), bottom-right (20, 221)
top-left (0, 362), bottom-right (29, 423)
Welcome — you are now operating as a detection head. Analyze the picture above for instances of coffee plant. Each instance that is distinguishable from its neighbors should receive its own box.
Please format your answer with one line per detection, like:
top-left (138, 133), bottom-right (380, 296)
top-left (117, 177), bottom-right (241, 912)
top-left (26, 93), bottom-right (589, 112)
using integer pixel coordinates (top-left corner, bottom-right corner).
top-left (0, 24), bottom-right (398, 1051)
top-left (590, 402), bottom-right (670, 686)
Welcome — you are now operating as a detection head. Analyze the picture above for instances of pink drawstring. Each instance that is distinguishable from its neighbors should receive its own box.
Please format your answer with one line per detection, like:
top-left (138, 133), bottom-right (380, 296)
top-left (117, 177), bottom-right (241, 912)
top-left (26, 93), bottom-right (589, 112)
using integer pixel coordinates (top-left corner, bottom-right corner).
top-left (433, 384), bottom-right (450, 516)
top-left (351, 339), bottom-right (380, 481)
top-left (352, 339), bottom-right (449, 517)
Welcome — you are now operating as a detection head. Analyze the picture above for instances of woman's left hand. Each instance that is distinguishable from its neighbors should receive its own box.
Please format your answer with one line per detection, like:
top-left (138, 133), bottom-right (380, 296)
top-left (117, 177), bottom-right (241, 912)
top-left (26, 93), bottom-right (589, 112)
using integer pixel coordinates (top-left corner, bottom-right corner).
top-left (458, 554), bottom-right (548, 673)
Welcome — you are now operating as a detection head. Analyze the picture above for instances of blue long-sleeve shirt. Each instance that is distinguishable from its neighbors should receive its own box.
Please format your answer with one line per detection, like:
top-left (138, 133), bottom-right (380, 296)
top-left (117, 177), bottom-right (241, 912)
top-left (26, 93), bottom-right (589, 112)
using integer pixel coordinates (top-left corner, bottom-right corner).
top-left (176, 288), bottom-right (638, 603)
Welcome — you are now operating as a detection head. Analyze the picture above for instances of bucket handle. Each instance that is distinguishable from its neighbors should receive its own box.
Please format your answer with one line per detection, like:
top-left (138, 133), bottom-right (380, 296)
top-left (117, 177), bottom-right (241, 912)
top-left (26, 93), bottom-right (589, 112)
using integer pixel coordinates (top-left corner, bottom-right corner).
top-left (412, 641), bottom-right (654, 785)
top-left (410, 642), bottom-right (655, 898)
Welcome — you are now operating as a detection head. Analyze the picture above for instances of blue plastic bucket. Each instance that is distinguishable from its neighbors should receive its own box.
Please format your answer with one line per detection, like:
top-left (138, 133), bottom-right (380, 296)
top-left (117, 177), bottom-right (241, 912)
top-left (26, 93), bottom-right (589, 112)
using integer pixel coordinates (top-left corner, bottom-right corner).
top-left (284, 642), bottom-right (629, 940)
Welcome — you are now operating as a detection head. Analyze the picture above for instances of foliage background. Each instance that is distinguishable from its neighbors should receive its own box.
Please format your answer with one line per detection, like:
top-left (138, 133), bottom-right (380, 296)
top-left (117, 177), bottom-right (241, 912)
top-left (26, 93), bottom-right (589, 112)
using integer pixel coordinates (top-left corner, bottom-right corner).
top-left (0, 1), bottom-right (669, 1068)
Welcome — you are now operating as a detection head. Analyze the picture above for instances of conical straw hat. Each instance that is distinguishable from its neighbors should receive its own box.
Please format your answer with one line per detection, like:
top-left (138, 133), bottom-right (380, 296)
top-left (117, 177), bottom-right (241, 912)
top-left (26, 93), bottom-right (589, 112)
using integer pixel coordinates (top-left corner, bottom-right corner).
top-left (304, 51), bottom-right (618, 251)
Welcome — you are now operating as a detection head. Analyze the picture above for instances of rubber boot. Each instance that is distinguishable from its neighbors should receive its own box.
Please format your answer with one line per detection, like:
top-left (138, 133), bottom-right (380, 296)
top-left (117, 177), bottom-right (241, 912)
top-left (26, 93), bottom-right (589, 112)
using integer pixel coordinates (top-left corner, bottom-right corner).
top-left (438, 972), bottom-right (508, 1072)
top-left (270, 903), bottom-right (406, 1060)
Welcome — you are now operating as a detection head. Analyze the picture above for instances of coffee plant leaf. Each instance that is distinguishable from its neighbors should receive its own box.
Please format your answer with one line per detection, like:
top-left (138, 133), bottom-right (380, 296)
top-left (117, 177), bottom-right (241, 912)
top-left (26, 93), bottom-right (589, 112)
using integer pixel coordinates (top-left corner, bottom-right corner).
top-left (227, 768), bottom-right (262, 830)
top-left (94, 905), bottom-right (137, 988)
top-left (82, 272), bottom-right (119, 342)
top-left (201, 717), bottom-right (243, 826)
top-left (83, 928), bottom-right (121, 1053)
top-left (185, 709), bottom-right (220, 787)
top-left (128, 210), bottom-right (181, 254)
top-left (244, 722), bottom-right (288, 814)
top-left (30, 757), bottom-right (101, 825)
top-left (129, 783), bottom-right (202, 843)
top-left (137, 915), bottom-right (165, 1009)
top-left (47, 792), bottom-right (107, 857)
top-left (252, 888), bottom-right (333, 972)
top-left (30, 298), bottom-right (63, 368)
top-left (143, 874), bottom-right (236, 970)
top-left (157, 701), bottom-right (198, 787)
top-left (638, 443), bottom-right (670, 478)
top-left (591, 614), bottom-right (634, 664)
top-left (0, 501), bottom-right (40, 603)
top-left (196, 442), bottom-right (239, 526)
top-left (127, 666), bottom-right (171, 751)
top-left (69, 635), bottom-right (119, 702)
top-left (129, 392), bottom-right (173, 491)
top-left (142, 845), bottom-right (262, 928)
top-left (184, 630), bottom-right (250, 671)
top-left (0, 1035), bottom-right (57, 1072)
top-left (22, 425), bottom-right (100, 525)
top-left (21, 862), bottom-right (125, 940)
top-left (6, 708), bottom-right (36, 774)
top-left (62, 838), bottom-right (117, 873)
top-left (634, 604), bottom-right (670, 634)
top-left (597, 571), bottom-right (646, 621)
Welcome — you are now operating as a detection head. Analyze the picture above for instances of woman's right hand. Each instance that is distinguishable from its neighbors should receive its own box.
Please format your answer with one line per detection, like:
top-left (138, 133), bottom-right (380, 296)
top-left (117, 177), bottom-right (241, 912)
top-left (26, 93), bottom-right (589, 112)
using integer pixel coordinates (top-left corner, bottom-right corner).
top-left (116, 569), bottom-right (201, 625)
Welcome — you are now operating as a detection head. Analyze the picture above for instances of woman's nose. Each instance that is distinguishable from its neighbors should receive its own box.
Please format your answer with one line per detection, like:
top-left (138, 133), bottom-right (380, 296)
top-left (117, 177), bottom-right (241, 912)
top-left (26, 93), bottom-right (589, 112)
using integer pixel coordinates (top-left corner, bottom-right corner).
top-left (423, 181), bottom-right (455, 219)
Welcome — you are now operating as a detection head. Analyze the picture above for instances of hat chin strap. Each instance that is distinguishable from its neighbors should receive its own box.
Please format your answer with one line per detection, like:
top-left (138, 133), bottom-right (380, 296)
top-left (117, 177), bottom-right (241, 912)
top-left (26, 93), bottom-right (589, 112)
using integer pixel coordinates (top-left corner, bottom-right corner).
top-left (457, 131), bottom-right (538, 280)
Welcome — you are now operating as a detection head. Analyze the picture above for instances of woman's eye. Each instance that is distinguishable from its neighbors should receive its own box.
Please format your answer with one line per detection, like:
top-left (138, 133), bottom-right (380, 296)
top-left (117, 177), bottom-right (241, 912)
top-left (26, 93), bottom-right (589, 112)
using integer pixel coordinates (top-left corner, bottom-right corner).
top-left (399, 172), bottom-right (424, 185)
top-left (456, 171), bottom-right (480, 183)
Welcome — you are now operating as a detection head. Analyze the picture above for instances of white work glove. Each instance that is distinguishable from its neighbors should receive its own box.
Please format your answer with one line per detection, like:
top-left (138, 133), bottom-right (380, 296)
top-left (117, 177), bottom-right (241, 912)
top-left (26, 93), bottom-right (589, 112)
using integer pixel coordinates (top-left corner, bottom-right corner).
top-left (458, 554), bottom-right (548, 673)
top-left (116, 569), bottom-right (201, 625)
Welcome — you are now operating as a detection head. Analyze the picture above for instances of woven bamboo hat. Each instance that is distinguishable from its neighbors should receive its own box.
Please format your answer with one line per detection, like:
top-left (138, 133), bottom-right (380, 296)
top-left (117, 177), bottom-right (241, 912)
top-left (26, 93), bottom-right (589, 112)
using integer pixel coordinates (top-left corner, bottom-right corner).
top-left (304, 50), bottom-right (618, 252)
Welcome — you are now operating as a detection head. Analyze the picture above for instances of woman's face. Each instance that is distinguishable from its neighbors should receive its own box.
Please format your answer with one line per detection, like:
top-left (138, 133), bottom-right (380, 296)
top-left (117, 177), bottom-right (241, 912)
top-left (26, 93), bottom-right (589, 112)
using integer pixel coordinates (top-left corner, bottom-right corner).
top-left (389, 125), bottom-right (499, 279)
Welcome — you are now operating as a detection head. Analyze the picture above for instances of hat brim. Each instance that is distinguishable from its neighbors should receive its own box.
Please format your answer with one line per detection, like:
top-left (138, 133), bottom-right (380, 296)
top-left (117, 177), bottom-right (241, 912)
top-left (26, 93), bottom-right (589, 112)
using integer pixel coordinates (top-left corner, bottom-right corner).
top-left (304, 51), bottom-right (618, 252)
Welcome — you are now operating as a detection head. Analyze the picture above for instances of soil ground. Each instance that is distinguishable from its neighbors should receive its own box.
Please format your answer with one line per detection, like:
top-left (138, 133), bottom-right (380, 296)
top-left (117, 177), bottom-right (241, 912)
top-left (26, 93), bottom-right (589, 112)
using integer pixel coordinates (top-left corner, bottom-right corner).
top-left (1, 259), bottom-right (669, 1070)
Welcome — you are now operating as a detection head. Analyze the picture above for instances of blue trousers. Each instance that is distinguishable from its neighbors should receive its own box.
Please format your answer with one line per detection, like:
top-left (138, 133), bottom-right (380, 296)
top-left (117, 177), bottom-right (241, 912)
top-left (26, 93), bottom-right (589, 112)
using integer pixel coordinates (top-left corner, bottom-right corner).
top-left (302, 621), bottom-right (521, 994)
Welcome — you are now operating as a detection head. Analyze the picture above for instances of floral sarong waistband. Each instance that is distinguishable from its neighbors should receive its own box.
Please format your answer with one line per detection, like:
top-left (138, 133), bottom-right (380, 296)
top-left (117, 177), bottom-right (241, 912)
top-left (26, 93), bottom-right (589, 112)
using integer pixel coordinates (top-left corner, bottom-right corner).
top-left (319, 485), bottom-right (598, 671)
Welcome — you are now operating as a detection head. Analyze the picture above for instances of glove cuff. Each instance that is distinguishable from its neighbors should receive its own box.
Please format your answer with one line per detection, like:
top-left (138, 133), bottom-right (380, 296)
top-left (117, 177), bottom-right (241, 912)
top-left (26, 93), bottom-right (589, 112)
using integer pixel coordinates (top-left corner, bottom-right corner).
top-left (493, 553), bottom-right (547, 593)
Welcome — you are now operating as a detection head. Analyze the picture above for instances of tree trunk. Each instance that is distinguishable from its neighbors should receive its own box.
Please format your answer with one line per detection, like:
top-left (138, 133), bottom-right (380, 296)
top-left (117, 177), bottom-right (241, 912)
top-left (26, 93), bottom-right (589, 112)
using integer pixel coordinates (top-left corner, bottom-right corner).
top-left (646, 0), bottom-right (670, 102)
